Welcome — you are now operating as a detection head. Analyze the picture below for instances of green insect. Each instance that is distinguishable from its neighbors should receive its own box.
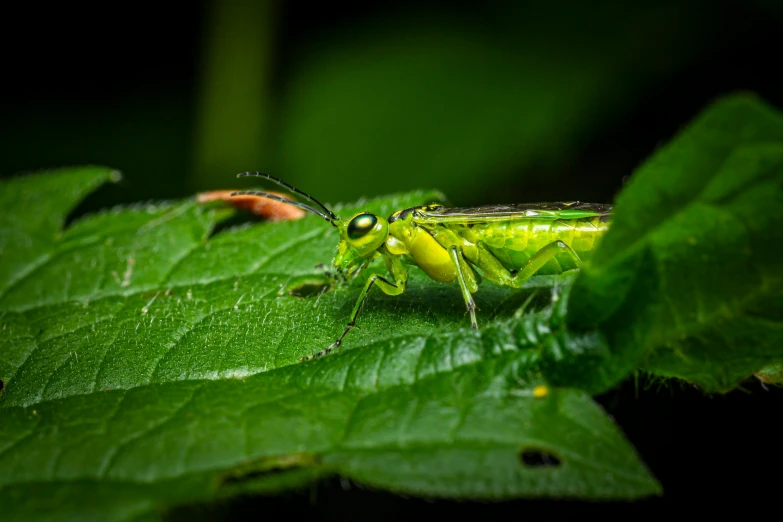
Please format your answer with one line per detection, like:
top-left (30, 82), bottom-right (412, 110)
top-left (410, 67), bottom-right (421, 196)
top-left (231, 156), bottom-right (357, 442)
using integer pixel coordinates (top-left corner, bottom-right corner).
top-left (232, 172), bottom-right (612, 359)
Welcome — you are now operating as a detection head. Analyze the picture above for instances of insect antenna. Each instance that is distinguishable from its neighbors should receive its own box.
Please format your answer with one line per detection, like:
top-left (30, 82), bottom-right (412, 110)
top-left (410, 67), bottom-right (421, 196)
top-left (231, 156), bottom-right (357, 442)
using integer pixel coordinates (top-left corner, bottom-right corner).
top-left (230, 190), bottom-right (335, 225)
top-left (237, 172), bottom-right (339, 222)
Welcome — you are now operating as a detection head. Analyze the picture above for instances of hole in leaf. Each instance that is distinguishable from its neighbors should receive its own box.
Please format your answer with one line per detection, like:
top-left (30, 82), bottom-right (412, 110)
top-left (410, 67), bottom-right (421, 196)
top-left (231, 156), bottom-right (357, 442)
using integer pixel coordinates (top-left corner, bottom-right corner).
top-left (288, 281), bottom-right (331, 298)
top-left (282, 274), bottom-right (333, 298)
top-left (519, 448), bottom-right (562, 468)
top-left (219, 453), bottom-right (320, 488)
top-left (222, 466), bottom-right (291, 486)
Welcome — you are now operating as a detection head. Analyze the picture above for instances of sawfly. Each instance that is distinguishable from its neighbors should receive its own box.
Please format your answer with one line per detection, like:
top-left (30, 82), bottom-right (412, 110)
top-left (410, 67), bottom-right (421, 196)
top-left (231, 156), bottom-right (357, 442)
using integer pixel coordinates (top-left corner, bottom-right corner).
top-left (231, 172), bottom-right (612, 360)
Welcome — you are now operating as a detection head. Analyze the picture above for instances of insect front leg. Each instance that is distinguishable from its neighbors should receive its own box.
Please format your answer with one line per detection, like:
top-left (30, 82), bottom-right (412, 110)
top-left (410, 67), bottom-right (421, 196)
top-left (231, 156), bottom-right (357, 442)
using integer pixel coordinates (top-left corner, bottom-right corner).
top-left (447, 246), bottom-right (479, 328)
top-left (303, 254), bottom-right (408, 361)
top-left (321, 275), bottom-right (406, 357)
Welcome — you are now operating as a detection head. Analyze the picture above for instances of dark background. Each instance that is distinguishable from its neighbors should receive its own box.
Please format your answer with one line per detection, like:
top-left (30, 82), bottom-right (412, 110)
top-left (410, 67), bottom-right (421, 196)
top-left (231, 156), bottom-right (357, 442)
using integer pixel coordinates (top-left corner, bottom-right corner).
top-left (3, 0), bottom-right (782, 518)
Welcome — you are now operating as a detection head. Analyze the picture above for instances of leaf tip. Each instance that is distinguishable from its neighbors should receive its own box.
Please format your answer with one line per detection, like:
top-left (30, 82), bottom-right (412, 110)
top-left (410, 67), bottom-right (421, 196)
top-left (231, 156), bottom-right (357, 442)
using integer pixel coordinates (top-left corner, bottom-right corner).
top-left (703, 91), bottom-right (781, 123)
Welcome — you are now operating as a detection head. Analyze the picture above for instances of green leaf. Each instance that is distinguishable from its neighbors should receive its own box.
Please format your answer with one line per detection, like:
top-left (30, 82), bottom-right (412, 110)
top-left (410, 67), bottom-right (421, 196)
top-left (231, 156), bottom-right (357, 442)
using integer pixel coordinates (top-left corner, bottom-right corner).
top-left (755, 362), bottom-right (783, 385)
top-left (0, 168), bottom-right (658, 521)
top-left (0, 167), bottom-right (120, 303)
top-left (560, 93), bottom-right (783, 393)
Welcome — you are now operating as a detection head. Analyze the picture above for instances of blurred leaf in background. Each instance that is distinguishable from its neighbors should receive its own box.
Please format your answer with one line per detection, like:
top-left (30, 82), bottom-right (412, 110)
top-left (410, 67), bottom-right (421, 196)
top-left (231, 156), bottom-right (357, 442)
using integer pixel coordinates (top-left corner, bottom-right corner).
top-left (2, 0), bottom-right (783, 209)
top-left (192, 0), bottom-right (278, 189)
top-left (276, 0), bottom-right (713, 205)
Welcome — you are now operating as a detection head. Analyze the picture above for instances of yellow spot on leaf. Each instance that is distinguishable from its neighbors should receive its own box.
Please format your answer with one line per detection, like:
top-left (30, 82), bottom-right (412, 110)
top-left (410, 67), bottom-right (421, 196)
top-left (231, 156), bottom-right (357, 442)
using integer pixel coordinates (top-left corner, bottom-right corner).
top-left (533, 385), bottom-right (549, 398)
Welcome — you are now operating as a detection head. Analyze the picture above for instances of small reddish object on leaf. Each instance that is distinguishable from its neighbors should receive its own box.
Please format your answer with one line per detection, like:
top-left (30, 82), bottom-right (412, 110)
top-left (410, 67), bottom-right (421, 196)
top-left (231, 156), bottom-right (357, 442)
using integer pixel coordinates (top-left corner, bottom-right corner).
top-left (197, 190), bottom-right (306, 221)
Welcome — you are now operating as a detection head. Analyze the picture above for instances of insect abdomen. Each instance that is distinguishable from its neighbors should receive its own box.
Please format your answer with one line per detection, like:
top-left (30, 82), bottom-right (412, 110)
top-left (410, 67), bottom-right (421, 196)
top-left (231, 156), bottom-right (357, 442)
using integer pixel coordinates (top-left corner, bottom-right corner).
top-left (460, 216), bottom-right (610, 274)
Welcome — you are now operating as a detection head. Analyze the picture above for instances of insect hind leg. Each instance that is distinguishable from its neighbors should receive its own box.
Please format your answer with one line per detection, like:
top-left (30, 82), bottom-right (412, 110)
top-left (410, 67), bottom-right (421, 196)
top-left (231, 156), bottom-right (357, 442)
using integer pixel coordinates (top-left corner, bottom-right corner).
top-left (509, 240), bottom-right (583, 288)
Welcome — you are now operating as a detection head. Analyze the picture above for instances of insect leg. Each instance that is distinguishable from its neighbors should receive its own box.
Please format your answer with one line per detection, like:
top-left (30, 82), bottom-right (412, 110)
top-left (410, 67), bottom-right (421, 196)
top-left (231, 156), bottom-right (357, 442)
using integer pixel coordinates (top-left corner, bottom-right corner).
top-left (323, 276), bottom-right (405, 357)
top-left (303, 255), bottom-right (408, 361)
top-left (447, 246), bottom-right (479, 328)
top-left (431, 228), bottom-right (580, 290)
top-left (429, 226), bottom-right (513, 288)
top-left (426, 227), bottom-right (483, 289)
top-left (510, 240), bottom-right (583, 288)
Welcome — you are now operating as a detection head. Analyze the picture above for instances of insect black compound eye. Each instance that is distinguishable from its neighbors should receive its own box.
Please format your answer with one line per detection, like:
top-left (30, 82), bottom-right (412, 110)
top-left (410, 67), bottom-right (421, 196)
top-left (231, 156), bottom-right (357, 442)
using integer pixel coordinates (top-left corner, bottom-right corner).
top-left (347, 213), bottom-right (378, 239)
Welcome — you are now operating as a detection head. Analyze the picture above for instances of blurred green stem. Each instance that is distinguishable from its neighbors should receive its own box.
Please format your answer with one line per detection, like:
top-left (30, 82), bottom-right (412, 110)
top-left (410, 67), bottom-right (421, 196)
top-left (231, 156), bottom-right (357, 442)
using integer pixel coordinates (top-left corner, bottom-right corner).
top-left (192, 0), bottom-right (277, 190)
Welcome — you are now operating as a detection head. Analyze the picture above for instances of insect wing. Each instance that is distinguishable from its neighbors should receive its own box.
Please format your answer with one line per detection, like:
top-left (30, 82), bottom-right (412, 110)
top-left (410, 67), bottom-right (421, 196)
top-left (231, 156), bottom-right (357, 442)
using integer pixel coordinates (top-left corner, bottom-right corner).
top-left (411, 202), bottom-right (612, 225)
